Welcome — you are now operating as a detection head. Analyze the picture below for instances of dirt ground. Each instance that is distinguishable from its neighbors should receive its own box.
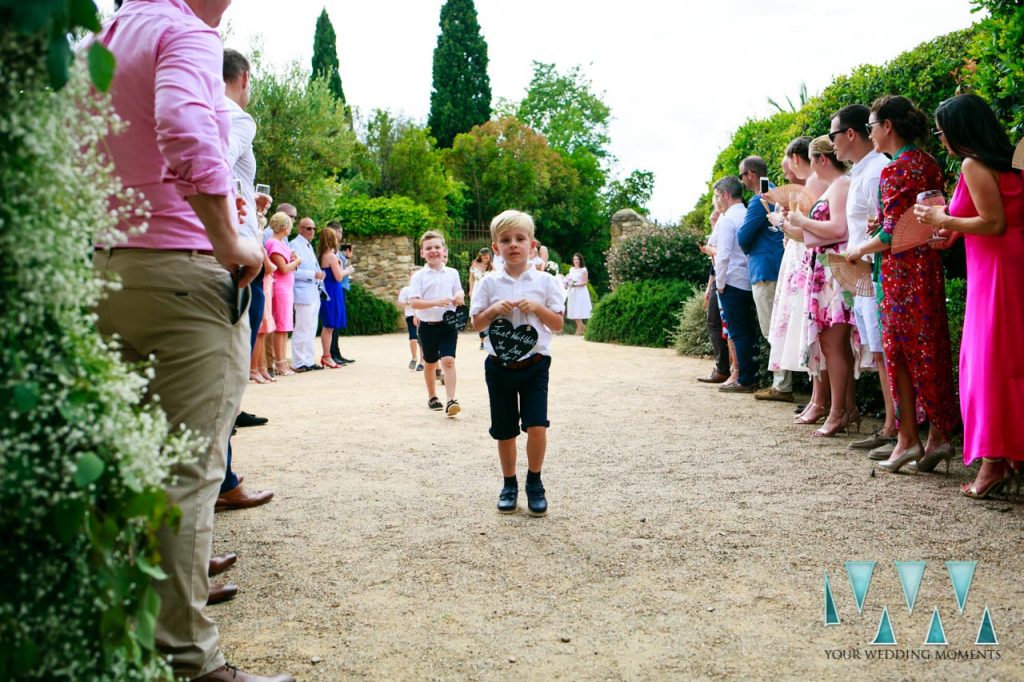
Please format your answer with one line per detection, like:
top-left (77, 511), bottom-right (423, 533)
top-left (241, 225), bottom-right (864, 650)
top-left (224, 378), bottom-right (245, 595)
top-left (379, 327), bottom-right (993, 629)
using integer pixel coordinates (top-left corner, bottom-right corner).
top-left (217, 333), bottom-right (1023, 681)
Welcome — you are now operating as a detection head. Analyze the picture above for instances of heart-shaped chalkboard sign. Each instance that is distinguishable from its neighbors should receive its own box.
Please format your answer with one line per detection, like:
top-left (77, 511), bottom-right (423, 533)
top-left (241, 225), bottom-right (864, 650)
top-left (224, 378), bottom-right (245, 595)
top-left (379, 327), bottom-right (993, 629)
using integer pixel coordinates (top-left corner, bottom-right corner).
top-left (487, 318), bottom-right (538, 366)
top-left (443, 305), bottom-right (470, 331)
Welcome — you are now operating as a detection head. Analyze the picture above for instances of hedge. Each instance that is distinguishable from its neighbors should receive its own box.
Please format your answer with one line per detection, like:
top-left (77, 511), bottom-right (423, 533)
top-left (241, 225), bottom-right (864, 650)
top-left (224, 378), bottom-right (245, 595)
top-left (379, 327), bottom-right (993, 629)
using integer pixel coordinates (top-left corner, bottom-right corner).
top-left (584, 280), bottom-right (692, 348)
top-left (333, 194), bottom-right (436, 239)
top-left (606, 226), bottom-right (709, 288)
top-left (338, 283), bottom-right (402, 335)
top-left (671, 286), bottom-right (713, 356)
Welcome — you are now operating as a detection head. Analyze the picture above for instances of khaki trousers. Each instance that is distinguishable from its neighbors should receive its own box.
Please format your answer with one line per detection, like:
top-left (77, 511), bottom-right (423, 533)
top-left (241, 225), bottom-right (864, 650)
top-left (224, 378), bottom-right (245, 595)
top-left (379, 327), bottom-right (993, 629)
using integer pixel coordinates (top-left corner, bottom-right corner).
top-left (94, 249), bottom-right (249, 678)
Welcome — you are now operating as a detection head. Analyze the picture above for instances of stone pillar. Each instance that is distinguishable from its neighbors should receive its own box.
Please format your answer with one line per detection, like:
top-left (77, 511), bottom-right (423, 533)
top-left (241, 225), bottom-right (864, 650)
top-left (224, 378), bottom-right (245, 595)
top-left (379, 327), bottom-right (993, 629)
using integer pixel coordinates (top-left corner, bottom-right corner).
top-left (610, 208), bottom-right (652, 249)
top-left (349, 234), bottom-right (415, 302)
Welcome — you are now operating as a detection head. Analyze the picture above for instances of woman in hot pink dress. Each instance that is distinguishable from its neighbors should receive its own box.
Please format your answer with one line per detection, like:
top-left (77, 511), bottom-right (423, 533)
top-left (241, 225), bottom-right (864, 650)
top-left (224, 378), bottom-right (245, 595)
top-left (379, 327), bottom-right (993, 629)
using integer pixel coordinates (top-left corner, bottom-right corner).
top-left (264, 212), bottom-right (301, 376)
top-left (915, 94), bottom-right (1024, 497)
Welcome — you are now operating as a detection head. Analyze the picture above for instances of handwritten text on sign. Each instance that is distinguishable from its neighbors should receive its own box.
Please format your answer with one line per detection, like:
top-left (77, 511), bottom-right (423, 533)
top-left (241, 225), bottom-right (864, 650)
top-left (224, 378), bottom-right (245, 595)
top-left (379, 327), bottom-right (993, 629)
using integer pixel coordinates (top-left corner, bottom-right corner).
top-left (487, 318), bottom-right (538, 366)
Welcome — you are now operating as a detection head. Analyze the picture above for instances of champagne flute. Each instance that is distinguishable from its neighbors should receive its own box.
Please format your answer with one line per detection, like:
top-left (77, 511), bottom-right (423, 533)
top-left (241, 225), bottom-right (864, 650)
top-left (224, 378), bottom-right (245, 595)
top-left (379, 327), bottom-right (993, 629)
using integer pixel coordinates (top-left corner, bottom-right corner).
top-left (917, 190), bottom-right (946, 243)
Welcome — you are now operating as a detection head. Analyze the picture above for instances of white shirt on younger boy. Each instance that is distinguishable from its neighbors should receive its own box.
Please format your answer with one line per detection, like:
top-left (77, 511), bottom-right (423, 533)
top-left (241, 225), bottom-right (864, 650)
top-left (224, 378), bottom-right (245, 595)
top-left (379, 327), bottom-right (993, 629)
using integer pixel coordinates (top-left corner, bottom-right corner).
top-left (408, 264), bottom-right (463, 322)
top-left (470, 267), bottom-right (565, 358)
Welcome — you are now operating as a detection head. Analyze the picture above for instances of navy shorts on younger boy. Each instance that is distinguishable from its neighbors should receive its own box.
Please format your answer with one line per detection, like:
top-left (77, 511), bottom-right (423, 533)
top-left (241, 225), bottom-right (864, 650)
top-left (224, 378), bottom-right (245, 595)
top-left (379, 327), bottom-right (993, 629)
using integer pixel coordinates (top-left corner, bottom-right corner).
top-left (418, 322), bottom-right (458, 363)
top-left (405, 315), bottom-right (418, 340)
top-left (484, 354), bottom-right (551, 440)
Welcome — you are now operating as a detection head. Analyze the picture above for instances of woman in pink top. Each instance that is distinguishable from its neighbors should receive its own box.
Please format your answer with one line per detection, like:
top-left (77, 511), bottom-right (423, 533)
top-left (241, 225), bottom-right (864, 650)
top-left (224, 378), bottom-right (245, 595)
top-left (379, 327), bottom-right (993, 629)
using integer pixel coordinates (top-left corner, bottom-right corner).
top-left (916, 94), bottom-right (1024, 497)
top-left (264, 212), bottom-right (302, 376)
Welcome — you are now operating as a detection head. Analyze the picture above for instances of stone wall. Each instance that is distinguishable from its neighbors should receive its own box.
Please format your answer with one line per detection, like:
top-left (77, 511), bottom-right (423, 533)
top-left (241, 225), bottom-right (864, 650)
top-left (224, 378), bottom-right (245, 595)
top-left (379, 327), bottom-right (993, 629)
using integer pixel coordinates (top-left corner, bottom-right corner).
top-left (610, 208), bottom-right (652, 248)
top-left (348, 234), bottom-right (415, 302)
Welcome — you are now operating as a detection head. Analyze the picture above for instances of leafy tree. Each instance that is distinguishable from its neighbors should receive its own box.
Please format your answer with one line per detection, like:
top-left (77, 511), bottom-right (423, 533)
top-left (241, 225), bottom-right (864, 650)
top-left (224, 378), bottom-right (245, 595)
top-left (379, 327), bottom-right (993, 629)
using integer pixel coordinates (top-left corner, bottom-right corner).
top-left (428, 0), bottom-right (491, 148)
top-left (968, 0), bottom-right (1024, 135)
top-left (250, 61), bottom-right (356, 221)
top-left (517, 61), bottom-right (611, 157)
top-left (604, 170), bottom-right (655, 215)
top-left (310, 8), bottom-right (348, 113)
top-left (358, 109), bottom-right (458, 224)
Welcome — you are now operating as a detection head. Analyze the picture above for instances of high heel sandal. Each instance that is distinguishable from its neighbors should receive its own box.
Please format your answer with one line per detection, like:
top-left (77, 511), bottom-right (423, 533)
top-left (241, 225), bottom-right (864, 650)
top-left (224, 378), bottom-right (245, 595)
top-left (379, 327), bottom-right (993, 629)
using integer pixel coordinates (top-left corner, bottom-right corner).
top-left (908, 443), bottom-right (955, 474)
top-left (961, 459), bottom-right (1011, 499)
top-left (845, 408), bottom-right (862, 435)
top-left (794, 402), bottom-right (826, 425)
top-left (811, 410), bottom-right (848, 438)
top-left (321, 355), bottom-right (340, 369)
top-left (876, 445), bottom-right (922, 474)
top-left (260, 368), bottom-right (277, 383)
top-left (249, 369), bottom-right (268, 384)
top-left (273, 360), bottom-right (295, 377)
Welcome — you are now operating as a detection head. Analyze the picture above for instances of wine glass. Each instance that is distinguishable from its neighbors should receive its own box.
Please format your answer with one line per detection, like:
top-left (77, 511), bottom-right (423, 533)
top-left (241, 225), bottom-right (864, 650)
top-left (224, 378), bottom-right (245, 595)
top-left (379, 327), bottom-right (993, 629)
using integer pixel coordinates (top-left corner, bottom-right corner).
top-left (255, 183), bottom-right (270, 195)
top-left (917, 190), bottom-right (946, 243)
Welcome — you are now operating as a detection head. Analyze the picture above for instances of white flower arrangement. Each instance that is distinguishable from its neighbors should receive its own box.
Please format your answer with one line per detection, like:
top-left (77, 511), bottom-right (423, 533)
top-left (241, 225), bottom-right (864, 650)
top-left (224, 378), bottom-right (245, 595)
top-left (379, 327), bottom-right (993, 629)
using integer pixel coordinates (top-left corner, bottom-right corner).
top-left (0, 37), bottom-right (199, 680)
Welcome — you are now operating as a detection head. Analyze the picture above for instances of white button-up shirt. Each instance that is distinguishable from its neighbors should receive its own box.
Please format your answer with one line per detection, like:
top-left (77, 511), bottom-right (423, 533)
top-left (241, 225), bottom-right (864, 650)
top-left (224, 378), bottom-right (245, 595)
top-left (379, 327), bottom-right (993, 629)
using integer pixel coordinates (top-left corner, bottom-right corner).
top-left (225, 97), bottom-right (259, 243)
top-left (469, 267), bottom-right (565, 358)
top-left (408, 265), bottom-right (463, 322)
top-left (714, 202), bottom-right (751, 292)
top-left (847, 150), bottom-right (887, 253)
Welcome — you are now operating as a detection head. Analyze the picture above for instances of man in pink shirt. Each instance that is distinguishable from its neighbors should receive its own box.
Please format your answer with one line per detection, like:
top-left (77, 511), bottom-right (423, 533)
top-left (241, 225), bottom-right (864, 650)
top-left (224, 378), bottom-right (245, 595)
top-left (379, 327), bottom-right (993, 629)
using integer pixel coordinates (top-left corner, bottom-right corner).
top-left (93, 2), bottom-right (290, 681)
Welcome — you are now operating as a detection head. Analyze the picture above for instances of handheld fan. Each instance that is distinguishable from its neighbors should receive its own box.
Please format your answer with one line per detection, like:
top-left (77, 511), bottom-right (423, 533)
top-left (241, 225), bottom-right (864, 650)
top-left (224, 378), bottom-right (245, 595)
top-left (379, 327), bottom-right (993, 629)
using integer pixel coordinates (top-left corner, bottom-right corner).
top-left (890, 210), bottom-right (936, 254)
top-left (764, 185), bottom-right (817, 213)
top-left (827, 254), bottom-right (873, 297)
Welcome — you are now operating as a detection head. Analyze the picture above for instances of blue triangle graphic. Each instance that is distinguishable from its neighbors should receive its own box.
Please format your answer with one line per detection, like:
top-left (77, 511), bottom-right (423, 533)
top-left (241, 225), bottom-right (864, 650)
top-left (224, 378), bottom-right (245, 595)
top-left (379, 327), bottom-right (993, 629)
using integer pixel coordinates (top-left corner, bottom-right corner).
top-left (946, 561), bottom-right (977, 614)
top-left (871, 606), bottom-right (897, 645)
top-left (845, 561), bottom-right (877, 614)
top-left (924, 607), bottom-right (948, 645)
top-left (976, 607), bottom-right (999, 645)
top-left (895, 561), bottom-right (927, 614)
top-left (824, 572), bottom-right (840, 625)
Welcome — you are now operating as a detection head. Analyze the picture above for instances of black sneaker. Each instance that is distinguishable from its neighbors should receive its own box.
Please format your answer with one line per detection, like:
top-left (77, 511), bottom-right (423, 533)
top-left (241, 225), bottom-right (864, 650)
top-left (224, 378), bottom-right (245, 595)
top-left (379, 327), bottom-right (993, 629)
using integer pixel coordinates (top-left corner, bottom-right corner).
top-left (416, 363), bottom-right (424, 371)
top-left (525, 481), bottom-right (547, 517)
top-left (445, 399), bottom-right (461, 417)
top-left (408, 360), bottom-right (417, 370)
top-left (497, 484), bottom-right (518, 513)
top-left (428, 396), bottom-right (443, 411)
top-left (235, 411), bottom-right (268, 428)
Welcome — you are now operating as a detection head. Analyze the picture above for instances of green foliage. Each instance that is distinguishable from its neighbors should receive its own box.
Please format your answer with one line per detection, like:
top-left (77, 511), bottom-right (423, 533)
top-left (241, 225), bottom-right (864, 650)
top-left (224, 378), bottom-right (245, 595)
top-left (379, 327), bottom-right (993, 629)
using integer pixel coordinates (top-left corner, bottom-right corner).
top-left (0, 0), bottom-right (113, 92)
top-left (604, 170), bottom-right (655, 216)
top-left (310, 9), bottom-right (349, 116)
top-left (585, 280), bottom-right (693, 348)
top-left (339, 283), bottom-right (402, 335)
top-left (968, 0), bottom-right (1024, 135)
top-left (1, 40), bottom-right (197, 680)
top-left (357, 109), bottom-right (459, 225)
top-left (517, 61), bottom-right (611, 157)
top-left (671, 286), bottom-right (713, 356)
top-left (606, 226), bottom-right (709, 288)
top-left (428, 0), bottom-right (491, 148)
top-left (250, 61), bottom-right (356, 221)
top-left (333, 195), bottom-right (436, 239)
top-left (945, 277), bottom-right (967, 402)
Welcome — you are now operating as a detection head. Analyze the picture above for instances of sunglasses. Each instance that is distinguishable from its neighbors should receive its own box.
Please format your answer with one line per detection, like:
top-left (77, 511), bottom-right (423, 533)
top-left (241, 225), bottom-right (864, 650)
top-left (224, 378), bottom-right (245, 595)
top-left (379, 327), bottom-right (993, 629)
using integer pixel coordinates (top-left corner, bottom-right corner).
top-left (932, 128), bottom-right (945, 138)
top-left (864, 121), bottom-right (882, 134)
top-left (827, 128), bottom-right (853, 142)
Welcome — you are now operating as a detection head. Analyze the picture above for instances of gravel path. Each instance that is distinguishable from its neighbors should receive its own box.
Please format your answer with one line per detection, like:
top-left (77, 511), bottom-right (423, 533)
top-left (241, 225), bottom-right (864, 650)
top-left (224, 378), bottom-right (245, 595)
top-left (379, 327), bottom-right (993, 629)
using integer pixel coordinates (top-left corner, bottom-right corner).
top-left (216, 333), bottom-right (1022, 680)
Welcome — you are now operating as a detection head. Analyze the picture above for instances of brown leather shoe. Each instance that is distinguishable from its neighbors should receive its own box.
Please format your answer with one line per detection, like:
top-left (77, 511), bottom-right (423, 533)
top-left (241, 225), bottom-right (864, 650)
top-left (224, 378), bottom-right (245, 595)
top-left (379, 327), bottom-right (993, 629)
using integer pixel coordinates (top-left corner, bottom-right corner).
top-left (208, 552), bottom-right (237, 577)
top-left (215, 485), bottom-right (274, 512)
top-left (753, 387), bottom-right (795, 402)
top-left (191, 664), bottom-right (295, 682)
top-left (207, 582), bottom-right (238, 605)
top-left (718, 383), bottom-right (757, 393)
top-left (697, 370), bottom-right (728, 384)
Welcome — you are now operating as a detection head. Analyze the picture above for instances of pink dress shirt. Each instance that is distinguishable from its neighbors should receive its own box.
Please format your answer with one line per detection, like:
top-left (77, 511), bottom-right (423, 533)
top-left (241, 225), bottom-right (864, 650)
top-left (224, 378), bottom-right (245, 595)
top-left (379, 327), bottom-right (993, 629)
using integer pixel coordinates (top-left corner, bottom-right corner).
top-left (96, 0), bottom-right (233, 250)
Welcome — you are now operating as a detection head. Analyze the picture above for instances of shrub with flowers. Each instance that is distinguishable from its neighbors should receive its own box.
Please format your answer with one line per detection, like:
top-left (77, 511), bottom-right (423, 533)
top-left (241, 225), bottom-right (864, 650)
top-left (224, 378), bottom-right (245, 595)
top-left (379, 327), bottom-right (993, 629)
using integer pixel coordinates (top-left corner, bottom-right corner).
top-left (0, 21), bottom-right (199, 682)
top-left (606, 226), bottom-right (709, 289)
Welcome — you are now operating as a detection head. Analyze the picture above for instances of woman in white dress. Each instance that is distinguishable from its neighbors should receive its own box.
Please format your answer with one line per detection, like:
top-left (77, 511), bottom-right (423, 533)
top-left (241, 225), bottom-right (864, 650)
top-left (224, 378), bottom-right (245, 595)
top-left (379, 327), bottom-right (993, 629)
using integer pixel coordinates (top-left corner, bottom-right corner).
top-left (468, 247), bottom-right (494, 349)
top-left (565, 252), bottom-right (592, 335)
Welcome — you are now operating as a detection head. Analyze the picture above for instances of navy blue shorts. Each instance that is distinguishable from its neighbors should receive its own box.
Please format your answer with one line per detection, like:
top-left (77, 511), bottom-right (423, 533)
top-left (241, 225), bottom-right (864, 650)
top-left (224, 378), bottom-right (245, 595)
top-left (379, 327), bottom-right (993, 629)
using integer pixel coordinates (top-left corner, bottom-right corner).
top-left (418, 322), bottom-right (458, 363)
top-left (484, 355), bottom-right (551, 440)
top-left (405, 315), bottom-right (418, 340)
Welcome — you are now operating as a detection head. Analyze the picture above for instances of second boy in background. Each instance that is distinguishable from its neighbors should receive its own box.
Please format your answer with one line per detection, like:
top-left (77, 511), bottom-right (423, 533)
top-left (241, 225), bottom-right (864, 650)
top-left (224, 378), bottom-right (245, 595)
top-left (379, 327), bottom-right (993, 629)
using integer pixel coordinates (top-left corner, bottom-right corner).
top-left (471, 210), bottom-right (565, 516)
top-left (408, 231), bottom-right (464, 416)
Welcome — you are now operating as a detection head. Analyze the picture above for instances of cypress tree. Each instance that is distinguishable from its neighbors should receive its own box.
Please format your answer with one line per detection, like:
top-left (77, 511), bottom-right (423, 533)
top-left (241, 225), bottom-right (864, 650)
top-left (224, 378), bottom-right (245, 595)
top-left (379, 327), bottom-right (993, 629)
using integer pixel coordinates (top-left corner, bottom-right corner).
top-left (311, 9), bottom-right (348, 107)
top-left (427, 0), bottom-right (491, 149)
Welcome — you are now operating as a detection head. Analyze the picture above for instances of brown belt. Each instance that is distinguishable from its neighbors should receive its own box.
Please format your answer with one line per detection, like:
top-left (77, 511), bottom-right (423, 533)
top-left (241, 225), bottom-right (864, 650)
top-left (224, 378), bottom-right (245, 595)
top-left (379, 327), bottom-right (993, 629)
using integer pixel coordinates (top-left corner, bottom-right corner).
top-left (490, 354), bottom-right (545, 370)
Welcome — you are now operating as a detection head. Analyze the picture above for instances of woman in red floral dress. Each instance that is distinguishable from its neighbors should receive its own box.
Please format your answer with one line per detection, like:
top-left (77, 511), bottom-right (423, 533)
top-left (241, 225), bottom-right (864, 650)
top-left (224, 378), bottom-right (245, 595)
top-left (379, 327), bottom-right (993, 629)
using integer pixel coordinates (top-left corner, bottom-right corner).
top-left (845, 96), bottom-right (959, 473)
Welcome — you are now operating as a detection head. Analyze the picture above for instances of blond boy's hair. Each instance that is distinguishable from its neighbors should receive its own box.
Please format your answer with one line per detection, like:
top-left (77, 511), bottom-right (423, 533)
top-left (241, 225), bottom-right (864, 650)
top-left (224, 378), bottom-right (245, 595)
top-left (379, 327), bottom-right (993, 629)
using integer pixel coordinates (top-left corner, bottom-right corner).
top-left (419, 230), bottom-right (446, 247)
top-left (489, 210), bottom-right (536, 241)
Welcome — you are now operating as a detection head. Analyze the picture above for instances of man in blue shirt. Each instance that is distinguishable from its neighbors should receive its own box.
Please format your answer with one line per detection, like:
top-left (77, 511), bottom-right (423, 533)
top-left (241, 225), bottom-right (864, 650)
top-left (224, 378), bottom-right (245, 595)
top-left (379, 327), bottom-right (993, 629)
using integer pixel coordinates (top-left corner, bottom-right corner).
top-left (737, 156), bottom-right (791, 401)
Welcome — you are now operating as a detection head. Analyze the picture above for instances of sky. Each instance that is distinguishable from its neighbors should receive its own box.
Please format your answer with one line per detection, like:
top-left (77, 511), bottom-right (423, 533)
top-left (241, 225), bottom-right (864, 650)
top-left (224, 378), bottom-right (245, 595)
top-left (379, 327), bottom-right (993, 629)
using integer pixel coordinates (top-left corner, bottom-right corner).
top-left (97, 0), bottom-right (980, 222)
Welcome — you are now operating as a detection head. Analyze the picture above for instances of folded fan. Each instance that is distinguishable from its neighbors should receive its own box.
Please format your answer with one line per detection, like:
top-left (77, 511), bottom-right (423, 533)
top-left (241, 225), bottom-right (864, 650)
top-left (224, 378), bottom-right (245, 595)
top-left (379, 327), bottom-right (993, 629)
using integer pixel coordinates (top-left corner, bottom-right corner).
top-left (764, 185), bottom-right (817, 213)
top-left (827, 254), bottom-right (873, 297)
top-left (1013, 137), bottom-right (1024, 170)
top-left (890, 210), bottom-right (935, 254)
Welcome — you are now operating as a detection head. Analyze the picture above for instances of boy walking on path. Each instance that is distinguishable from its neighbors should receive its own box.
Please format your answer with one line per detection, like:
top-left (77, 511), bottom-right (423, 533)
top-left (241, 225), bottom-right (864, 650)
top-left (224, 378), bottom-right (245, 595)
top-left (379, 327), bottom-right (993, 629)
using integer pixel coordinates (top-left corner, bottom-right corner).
top-left (408, 231), bottom-right (464, 416)
top-left (470, 211), bottom-right (565, 516)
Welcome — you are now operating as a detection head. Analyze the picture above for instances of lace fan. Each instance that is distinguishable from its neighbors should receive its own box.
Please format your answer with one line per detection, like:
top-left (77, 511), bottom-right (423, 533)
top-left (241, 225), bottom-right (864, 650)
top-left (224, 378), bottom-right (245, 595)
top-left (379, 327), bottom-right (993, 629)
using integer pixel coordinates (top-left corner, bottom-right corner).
top-left (827, 254), bottom-right (873, 297)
